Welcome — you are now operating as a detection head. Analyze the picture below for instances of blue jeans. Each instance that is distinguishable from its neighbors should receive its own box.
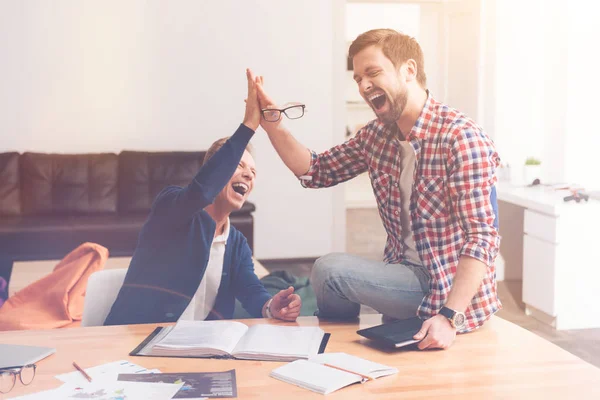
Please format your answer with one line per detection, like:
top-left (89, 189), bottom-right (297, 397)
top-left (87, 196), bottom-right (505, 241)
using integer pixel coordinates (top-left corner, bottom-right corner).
top-left (311, 253), bottom-right (431, 320)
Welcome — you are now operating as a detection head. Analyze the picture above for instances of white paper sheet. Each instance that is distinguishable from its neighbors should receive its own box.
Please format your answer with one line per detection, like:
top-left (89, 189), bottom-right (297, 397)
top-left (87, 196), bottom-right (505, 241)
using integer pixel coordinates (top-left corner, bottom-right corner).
top-left (6, 387), bottom-right (62, 400)
top-left (55, 360), bottom-right (160, 385)
top-left (8, 381), bottom-right (182, 400)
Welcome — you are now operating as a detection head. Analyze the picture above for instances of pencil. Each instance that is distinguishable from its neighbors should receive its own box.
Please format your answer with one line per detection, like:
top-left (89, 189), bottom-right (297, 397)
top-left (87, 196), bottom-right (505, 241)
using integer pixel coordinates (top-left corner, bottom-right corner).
top-left (323, 363), bottom-right (374, 381)
top-left (72, 361), bottom-right (92, 382)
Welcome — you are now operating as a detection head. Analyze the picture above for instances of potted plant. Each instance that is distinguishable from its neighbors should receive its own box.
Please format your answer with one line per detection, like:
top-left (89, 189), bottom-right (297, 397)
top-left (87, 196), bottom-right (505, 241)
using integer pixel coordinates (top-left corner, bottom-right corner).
top-left (523, 157), bottom-right (542, 185)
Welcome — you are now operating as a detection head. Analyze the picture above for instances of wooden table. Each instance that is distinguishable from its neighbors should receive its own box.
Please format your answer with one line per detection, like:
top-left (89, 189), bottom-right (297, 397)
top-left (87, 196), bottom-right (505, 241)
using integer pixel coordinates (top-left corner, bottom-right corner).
top-left (1, 315), bottom-right (599, 399)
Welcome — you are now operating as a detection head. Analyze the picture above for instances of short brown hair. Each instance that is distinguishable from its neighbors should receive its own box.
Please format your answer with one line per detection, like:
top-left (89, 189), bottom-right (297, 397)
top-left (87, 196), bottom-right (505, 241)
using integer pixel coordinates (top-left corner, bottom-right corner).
top-left (203, 137), bottom-right (253, 165)
top-left (349, 29), bottom-right (427, 88)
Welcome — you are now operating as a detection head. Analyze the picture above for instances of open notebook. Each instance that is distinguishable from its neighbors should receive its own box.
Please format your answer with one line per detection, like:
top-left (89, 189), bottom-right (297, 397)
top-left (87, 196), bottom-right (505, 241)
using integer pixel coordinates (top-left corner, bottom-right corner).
top-left (131, 320), bottom-right (329, 362)
top-left (270, 353), bottom-right (398, 395)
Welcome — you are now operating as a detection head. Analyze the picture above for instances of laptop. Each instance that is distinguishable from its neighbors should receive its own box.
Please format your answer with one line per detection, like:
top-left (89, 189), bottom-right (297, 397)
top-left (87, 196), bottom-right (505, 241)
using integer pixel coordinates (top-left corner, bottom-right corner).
top-left (356, 317), bottom-right (424, 348)
top-left (0, 344), bottom-right (56, 369)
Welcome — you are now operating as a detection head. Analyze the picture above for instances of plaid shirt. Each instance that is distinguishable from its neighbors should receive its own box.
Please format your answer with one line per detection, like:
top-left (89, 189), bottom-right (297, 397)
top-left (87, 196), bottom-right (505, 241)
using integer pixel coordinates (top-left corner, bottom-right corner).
top-left (301, 95), bottom-right (501, 332)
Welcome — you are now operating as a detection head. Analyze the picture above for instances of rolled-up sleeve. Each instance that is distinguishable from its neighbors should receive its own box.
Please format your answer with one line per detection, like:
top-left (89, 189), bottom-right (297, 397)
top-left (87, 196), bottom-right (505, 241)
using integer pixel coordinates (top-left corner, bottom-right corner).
top-left (447, 127), bottom-right (501, 267)
top-left (298, 130), bottom-right (368, 189)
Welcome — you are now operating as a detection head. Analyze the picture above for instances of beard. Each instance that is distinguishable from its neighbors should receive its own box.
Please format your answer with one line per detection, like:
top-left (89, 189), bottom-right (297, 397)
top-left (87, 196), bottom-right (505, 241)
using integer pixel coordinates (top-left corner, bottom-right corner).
top-left (378, 86), bottom-right (408, 125)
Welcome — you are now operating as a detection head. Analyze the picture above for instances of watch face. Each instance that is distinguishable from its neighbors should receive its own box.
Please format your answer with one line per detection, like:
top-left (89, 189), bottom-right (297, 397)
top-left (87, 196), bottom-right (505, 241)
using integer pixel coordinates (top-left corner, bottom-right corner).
top-left (454, 312), bottom-right (466, 328)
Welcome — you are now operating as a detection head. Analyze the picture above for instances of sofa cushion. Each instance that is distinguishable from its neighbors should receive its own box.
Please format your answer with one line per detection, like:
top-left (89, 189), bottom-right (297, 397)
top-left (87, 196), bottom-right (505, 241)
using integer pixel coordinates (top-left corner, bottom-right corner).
top-left (118, 151), bottom-right (206, 213)
top-left (0, 215), bottom-right (147, 260)
top-left (20, 153), bottom-right (118, 215)
top-left (0, 152), bottom-right (21, 216)
top-left (0, 211), bottom-right (255, 261)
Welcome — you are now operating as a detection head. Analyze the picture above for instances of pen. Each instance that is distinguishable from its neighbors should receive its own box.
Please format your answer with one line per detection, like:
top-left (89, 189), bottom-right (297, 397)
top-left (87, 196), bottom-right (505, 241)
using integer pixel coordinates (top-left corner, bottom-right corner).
top-left (72, 361), bottom-right (92, 382)
top-left (323, 363), bottom-right (374, 381)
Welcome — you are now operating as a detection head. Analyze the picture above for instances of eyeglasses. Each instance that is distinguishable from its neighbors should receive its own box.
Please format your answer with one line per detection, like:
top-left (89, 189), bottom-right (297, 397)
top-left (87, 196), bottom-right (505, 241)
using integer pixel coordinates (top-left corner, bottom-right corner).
top-left (0, 364), bottom-right (36, 394)
top-left (261, 104), bottom-right (306, 122)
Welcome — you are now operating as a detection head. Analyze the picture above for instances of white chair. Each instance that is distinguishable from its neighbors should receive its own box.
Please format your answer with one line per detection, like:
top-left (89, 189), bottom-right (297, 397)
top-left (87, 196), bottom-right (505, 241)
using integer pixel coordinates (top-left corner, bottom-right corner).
top-left (81, 269), bottom-right (127, 327)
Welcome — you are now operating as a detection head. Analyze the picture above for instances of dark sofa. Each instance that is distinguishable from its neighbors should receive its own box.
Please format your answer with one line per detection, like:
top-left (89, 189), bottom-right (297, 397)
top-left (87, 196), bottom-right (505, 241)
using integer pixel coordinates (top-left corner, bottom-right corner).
top-left (0, 151), bottom-right (255, 289)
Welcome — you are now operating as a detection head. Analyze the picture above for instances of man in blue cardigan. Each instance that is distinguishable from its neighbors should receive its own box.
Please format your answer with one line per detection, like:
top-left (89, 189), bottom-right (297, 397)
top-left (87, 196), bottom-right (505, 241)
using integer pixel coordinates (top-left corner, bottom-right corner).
top-left (104, 70), bottom-right (301, 326)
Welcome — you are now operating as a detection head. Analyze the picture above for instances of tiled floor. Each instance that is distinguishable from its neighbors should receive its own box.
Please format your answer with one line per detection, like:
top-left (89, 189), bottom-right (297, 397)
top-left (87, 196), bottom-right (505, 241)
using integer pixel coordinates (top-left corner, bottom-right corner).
top-left (265, 208), bottom-right (600, 368)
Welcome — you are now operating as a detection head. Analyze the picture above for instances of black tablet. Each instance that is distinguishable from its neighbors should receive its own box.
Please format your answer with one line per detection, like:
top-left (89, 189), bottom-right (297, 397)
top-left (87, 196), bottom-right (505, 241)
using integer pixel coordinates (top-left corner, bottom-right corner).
top-left (356, 317), bottom-right (424, 348)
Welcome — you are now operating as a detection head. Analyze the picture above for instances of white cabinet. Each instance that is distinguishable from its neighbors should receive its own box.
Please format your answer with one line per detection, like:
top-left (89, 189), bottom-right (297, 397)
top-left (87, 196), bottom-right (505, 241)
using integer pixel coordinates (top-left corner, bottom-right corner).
top-left (499, 185), bottom-right (600, 330)
top-left (524, 209), bottom-right (561, 243)
top-left (523, 233), bottom-right (558, 317)
top-left (522, 209), bottom-right (560, 317)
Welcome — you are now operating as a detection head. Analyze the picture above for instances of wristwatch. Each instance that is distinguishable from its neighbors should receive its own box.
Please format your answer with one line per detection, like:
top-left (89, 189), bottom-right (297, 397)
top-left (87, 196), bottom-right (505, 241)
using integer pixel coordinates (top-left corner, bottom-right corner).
top-left (439, 306), bottom-right (466, 329)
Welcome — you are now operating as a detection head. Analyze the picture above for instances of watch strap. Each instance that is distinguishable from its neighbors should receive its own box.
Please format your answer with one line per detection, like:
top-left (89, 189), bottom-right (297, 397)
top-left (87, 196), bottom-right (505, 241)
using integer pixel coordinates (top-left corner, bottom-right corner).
top-left (265, 298), bottom-right (274, 319)
top-left (439, 306), bottom-right (456, 320)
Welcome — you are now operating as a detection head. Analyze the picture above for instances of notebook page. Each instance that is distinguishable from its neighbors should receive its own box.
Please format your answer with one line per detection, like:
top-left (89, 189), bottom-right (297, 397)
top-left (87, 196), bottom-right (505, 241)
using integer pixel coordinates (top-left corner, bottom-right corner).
top-left (270, 359), bottom-right (361, 395)
top-left (152, 320), bottom-right (248, 355)
top-left (310, 353), bottom-right (398, 379)
top-left (232, 325), bottom-right (324, 360)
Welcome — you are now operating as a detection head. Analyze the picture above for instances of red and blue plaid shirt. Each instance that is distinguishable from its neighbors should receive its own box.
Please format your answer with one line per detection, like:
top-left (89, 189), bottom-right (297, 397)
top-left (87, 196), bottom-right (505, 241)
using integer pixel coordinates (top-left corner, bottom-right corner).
top-left (301, 94), bottom-right (501, 332)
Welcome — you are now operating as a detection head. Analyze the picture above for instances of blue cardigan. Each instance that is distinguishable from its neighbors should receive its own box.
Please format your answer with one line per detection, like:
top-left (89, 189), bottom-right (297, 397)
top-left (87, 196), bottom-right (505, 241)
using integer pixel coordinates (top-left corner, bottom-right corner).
top-left (104, 124), bottom-right (271, 326)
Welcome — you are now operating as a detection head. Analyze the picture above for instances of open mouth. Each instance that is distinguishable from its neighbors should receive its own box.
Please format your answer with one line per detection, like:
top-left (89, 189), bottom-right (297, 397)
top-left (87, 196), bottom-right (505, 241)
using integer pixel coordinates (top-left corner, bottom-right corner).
top-left (368, 93), bottom-right (387, 111)
top-left (232, 182), bottom-right (249, 196)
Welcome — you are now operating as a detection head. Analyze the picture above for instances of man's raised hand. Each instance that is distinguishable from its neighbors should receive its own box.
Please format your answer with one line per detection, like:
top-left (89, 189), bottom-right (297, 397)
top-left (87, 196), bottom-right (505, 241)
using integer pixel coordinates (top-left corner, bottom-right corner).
top-left (242, 68), bottom-right (261, 131)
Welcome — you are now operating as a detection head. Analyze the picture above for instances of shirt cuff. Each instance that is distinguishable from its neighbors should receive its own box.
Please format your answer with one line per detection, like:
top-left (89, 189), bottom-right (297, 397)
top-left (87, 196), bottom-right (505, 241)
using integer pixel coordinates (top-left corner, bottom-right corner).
top-left (299, 150), bottom-right (319, 188)
top-left (461, 239), bottom-right (499, 267)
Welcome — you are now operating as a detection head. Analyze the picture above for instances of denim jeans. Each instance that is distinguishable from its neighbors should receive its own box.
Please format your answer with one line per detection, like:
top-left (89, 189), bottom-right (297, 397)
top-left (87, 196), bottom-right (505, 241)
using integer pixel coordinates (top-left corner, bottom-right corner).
top-left (310, 253), bottom-right (431, 320)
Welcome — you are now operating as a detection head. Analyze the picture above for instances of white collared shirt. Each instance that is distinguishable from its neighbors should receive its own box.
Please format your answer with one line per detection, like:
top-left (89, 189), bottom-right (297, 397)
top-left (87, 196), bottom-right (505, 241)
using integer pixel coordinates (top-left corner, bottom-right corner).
top-left (179, 218), bottom-right (229, 321)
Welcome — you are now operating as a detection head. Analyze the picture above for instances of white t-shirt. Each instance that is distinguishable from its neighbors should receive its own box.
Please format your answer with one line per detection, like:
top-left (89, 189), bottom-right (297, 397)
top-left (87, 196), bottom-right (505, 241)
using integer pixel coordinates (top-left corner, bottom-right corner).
top-left (398, 140), bottom-right (421, 266)
top-left (179, 218), bottom-right (230, 321)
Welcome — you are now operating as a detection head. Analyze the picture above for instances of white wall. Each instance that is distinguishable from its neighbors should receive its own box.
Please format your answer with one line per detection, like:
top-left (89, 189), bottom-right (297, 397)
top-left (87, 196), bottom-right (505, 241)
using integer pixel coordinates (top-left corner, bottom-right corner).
top-left (564, 1), bottom-right (600, 188)
top-left (331, 1), bottom-right (349, 254)
top-left (443, 0), bottom-right (482, 122)
top-left (493, 0), bottom-right (560, 183)
top-left (419, 3), bottom-right (445, 101)
top-left (0, 0), bottom-right (347, 260)
top-left (490, 0), bottom-right (600, 189)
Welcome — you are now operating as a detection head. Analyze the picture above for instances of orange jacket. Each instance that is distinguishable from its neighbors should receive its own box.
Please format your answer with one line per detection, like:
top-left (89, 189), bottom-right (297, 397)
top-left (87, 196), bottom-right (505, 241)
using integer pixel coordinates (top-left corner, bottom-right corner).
top-left (0, 243), bottom-right (108, 331)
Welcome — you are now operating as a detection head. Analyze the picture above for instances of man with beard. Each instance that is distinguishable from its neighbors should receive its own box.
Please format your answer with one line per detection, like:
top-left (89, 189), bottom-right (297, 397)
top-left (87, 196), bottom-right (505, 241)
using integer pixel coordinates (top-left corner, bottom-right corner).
top-left (252, 29), bottom-right (500, 350)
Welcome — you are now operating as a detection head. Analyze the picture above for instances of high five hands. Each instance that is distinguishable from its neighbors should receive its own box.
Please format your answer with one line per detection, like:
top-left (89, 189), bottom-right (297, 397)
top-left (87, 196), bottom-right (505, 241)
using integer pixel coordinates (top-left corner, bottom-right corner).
top-left (243, 68), bottom-right (283, 130)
